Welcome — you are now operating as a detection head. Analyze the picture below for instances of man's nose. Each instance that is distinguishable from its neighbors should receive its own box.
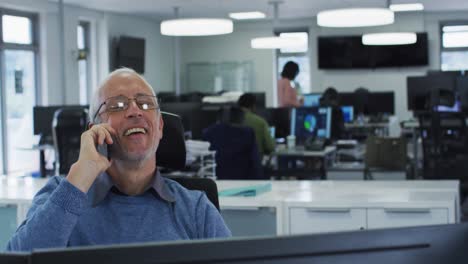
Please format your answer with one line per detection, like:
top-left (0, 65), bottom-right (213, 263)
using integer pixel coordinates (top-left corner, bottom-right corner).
top-left (125, 99), bottom-right (143, 118)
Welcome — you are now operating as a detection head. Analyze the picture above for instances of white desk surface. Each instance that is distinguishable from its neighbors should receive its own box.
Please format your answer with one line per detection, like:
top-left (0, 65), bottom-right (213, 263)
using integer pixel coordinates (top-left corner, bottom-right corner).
top-left (272, 146), bottom-right (336, 157)
top-left (216, 180), bottom-right (459, 193)
top-left (0, 177), bottom-right (460, 232)
top-left (0, 177), bottom-right (459, 204)
top-left (0, 177), bottom-right (48, 204)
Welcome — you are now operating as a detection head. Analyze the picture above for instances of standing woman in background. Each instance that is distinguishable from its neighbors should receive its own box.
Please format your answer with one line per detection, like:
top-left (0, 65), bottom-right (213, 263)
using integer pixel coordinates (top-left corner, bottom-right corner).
top-left (277, 61), bottom-right (302, 108)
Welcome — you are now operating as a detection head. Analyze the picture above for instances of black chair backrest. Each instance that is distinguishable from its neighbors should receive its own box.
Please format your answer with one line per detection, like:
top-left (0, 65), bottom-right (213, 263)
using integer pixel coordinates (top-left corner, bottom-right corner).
top-left (168, 176), bottom-right (220, 211)
top-left (156, 112), bottom-right (187, 170)
top-left (157, 112), bottom-right (219, 210)
top-left (52, 108), bottom-right (89, 175)
top-left (365, 136), bottom-right (407, 170)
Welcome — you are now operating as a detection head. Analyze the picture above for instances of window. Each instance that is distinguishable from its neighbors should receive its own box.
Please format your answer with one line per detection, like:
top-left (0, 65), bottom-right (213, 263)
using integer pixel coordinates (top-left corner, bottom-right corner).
top-left (440, 22), bottom-right (468, 71)
top-left (0, 10), bottom-right (39, 174)
top-left (77, 21), bottom-right (90, 105)
top-left (276, 30), bottom-right (310, 94)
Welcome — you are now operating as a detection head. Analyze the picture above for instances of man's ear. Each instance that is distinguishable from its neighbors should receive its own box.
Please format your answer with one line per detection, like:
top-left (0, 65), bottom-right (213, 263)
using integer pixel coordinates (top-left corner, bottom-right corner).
top-left (158, 113), bottom-right (164, 139)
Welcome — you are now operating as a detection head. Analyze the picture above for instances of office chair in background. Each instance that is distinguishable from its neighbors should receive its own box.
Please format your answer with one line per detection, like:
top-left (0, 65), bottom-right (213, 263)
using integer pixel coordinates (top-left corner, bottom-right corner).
top-left (157, 111), bottom-right (220, 210)
top-left (364, 136), bottom-right (410, 180)
top-left (52, 107), bottom-right (89, 175)
top-left (202, 107), bottom-right (264, 180)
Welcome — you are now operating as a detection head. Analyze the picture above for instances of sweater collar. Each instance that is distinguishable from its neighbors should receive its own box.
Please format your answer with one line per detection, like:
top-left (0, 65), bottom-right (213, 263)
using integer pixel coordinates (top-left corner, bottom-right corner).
top-left (91, 170), bottom-right (175, 207)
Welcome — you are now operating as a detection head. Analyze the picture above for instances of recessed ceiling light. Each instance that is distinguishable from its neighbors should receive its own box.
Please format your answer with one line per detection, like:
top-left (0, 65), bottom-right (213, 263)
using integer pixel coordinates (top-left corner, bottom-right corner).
top-left (160, 19), bottom-right (233, 36)
top-left (251, 36), bottom-right (304, 49)
top-left (362, 32), bottom-right (417, 45)
top-left (389, 3), bottom-right (424, 12)
top-left (317, 8), bottom-right (394, 28)
top-left (229, 11), bottom-right (266, 20)
top-left (443, 25), bottom-right (468, 32)
top-left (279, 32), bottom-right (308, 53)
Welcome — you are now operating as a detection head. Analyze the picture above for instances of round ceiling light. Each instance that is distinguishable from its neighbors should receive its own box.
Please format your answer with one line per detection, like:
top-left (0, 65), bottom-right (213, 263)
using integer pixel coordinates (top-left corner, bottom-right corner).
top-left (362, 32), bottom-right (417, 45)
top-left (160, 18), bottom-right (233, 36)
top-left (317, 8), bottom-right (394, 28)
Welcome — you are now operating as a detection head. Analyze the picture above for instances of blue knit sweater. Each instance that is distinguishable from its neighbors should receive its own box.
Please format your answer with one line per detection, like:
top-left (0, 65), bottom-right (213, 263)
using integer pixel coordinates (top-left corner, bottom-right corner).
top-left (6, 173), bottom-right (231, 251)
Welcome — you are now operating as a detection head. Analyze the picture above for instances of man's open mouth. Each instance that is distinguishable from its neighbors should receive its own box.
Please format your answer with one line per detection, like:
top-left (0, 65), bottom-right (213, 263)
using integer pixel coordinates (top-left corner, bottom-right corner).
top-left (124, 127), bottom-right (147, 136)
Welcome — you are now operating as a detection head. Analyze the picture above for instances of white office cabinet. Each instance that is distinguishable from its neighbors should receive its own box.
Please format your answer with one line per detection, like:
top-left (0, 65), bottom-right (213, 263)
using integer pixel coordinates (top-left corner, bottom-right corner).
top-left (0, 204), bottom-right (17, 249)
top-left (367, 208), bottom-right (449, 229)
top-left (289, 207), bottom-right (366, 234)
top-left (221, 207), bottom-right (277, 237)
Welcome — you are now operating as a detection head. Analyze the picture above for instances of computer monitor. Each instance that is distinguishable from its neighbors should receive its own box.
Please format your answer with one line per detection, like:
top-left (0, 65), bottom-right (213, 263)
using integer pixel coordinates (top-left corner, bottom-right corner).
top-left (33, 105), bottom-right (89, 144)
top-left (28, 223), bottom-right (468, 264)
top-left (368, 92), bottom-right (395, 115)
top-left (250, 92), bottom-right (266, 109)
top-left (160, 102), bottom-right (203, 139)
top-left (407, 75), bottom-right (456, 112)
top-left (437, 100), bottom-right (460, 112)
top-left (291, 107), bottom-right (331, 144)
top-left (0, 253), bottom-right (29, 264)
top-left (260, 107), bottom-right (291, 139)
top-left (457, 75), bottom-right (468, 113)
top-left (339, 92), bottom-right (355, 107)
top-left (341, 106), bottom-right (354, 123)
top-left (302, 93), bottom-right (322, 107)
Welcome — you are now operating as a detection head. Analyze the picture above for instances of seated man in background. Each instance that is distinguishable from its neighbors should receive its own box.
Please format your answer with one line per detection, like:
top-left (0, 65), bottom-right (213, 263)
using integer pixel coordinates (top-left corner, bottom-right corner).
top-left (7, 68), bottom-right (230, 252)
top-left (319, 87), bottom-right (345, 141)
top-left (203, 106), bottom-right (264, 180)
top-left (237, 93), bottom-right (275, 157)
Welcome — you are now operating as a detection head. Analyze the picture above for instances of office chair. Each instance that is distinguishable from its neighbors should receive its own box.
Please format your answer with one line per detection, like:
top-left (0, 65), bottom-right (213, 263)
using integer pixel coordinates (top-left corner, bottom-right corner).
top-left (157, 111), bottom-right (187, 170)
top-left (157, 111), bottom-right (220, 210)
top-left (364, 136), bottom-right (410, 180)
top-left (52, 107), bottom-right (89, 175)
top-left (167, 176), bottom-right (220, 211)
top-left (202, 107), bottom-right (264, 180)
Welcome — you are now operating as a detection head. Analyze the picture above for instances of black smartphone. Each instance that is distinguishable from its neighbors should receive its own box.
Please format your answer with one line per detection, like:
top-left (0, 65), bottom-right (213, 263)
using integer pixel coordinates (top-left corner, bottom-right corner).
top-left (96, 143), bottom-right (111, 161)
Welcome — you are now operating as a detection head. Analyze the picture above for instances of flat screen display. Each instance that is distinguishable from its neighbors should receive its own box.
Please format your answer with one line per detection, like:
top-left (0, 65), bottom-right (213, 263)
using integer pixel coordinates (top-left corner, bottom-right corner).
top-left (291, 107), bottom-right (331, 143)
top-left (341, 106), bottom-right (354, 123)
top-left (318, 33), bottom-right (428, 69)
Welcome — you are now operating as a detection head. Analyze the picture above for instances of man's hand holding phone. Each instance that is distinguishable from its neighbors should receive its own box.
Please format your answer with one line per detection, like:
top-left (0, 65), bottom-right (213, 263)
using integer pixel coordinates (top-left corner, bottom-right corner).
top-left (67, 124), bottom-right (115, 193)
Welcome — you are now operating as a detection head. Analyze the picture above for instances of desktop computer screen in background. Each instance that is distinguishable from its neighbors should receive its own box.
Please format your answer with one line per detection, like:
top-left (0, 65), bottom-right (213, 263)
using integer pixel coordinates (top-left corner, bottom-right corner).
top-left (341, 106), bottom-right (354, 123)
top-left (291, 107), bottom-right (331, 144)
top-left (302, 93), bottom-right (322, 107)
top-left (436, 100), bottom-right (460, 112)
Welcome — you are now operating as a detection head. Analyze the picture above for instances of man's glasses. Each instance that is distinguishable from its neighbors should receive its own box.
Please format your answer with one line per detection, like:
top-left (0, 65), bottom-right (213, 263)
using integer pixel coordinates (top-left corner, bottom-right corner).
top-left (93, 94), bottom-right (160, 122)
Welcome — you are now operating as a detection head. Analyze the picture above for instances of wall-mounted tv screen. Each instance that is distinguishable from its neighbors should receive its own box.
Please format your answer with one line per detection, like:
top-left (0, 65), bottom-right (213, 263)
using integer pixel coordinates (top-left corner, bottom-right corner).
top-left (318, 33), bottom-right (428, 69)
top-left (114, 36), bottom-right (145, 74)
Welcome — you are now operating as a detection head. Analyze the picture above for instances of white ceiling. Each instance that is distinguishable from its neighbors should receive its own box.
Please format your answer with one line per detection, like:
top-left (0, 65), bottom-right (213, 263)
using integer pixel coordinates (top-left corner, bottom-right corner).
top-left (55, 0), bottom-right (468, 21)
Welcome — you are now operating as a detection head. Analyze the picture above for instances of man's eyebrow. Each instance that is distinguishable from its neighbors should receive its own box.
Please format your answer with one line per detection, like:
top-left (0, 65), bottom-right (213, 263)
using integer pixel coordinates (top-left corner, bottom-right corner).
top-left (135, 92), bottom-right (152, 96)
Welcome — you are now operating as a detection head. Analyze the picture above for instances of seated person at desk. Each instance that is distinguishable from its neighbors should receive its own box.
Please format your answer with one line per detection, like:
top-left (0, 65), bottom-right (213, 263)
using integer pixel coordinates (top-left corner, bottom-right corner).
top-left (7, 68), bottom-right (230, 252)
top-left (203, 106), bottom-right (264, 180)
top-left (237, 93), bottom-right (275, 157)
top-left (319, 87), bottom-right (345, 141)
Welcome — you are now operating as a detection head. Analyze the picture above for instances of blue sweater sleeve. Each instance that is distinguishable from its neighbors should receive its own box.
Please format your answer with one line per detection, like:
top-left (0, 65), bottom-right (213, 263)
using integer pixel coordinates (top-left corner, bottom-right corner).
top-left (6, 177), bottom-right (87, 252)
top-left (195, 194), bottom-right (231, 239)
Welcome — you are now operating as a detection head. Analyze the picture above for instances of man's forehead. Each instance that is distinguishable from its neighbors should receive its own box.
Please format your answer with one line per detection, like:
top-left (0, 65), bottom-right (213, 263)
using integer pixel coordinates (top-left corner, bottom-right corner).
top-left (102, 74), bottom-right (153, 97)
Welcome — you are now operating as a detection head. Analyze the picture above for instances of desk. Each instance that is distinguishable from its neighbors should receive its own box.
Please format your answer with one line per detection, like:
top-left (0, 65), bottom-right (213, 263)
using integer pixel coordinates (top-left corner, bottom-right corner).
top-left (0, 177), bottom-right (460, 245)
top-left (345, 121), bottom-right (391, 138)
top-left (271, 146), bottom-right (336, 179)
top-left (216, 180), bottom-right (459, 236)
top-left (17, 144), bottom-right (55, 177)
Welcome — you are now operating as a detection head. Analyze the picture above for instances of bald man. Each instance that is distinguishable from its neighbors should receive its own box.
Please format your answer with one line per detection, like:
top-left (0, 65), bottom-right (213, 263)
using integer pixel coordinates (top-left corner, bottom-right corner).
top-left (7, 68), bottom-right (230, 252)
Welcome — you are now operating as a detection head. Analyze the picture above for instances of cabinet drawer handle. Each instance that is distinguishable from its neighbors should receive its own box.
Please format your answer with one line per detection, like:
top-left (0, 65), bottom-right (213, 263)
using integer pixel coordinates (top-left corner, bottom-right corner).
top-left (221, 206), bottom-right (261, 211)
top-left (0, 204), bottom-right (14, 208)
top-left (306, 208), bottom-right (351, 213)
top-left (384, 208), bottom-right (431, 213)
